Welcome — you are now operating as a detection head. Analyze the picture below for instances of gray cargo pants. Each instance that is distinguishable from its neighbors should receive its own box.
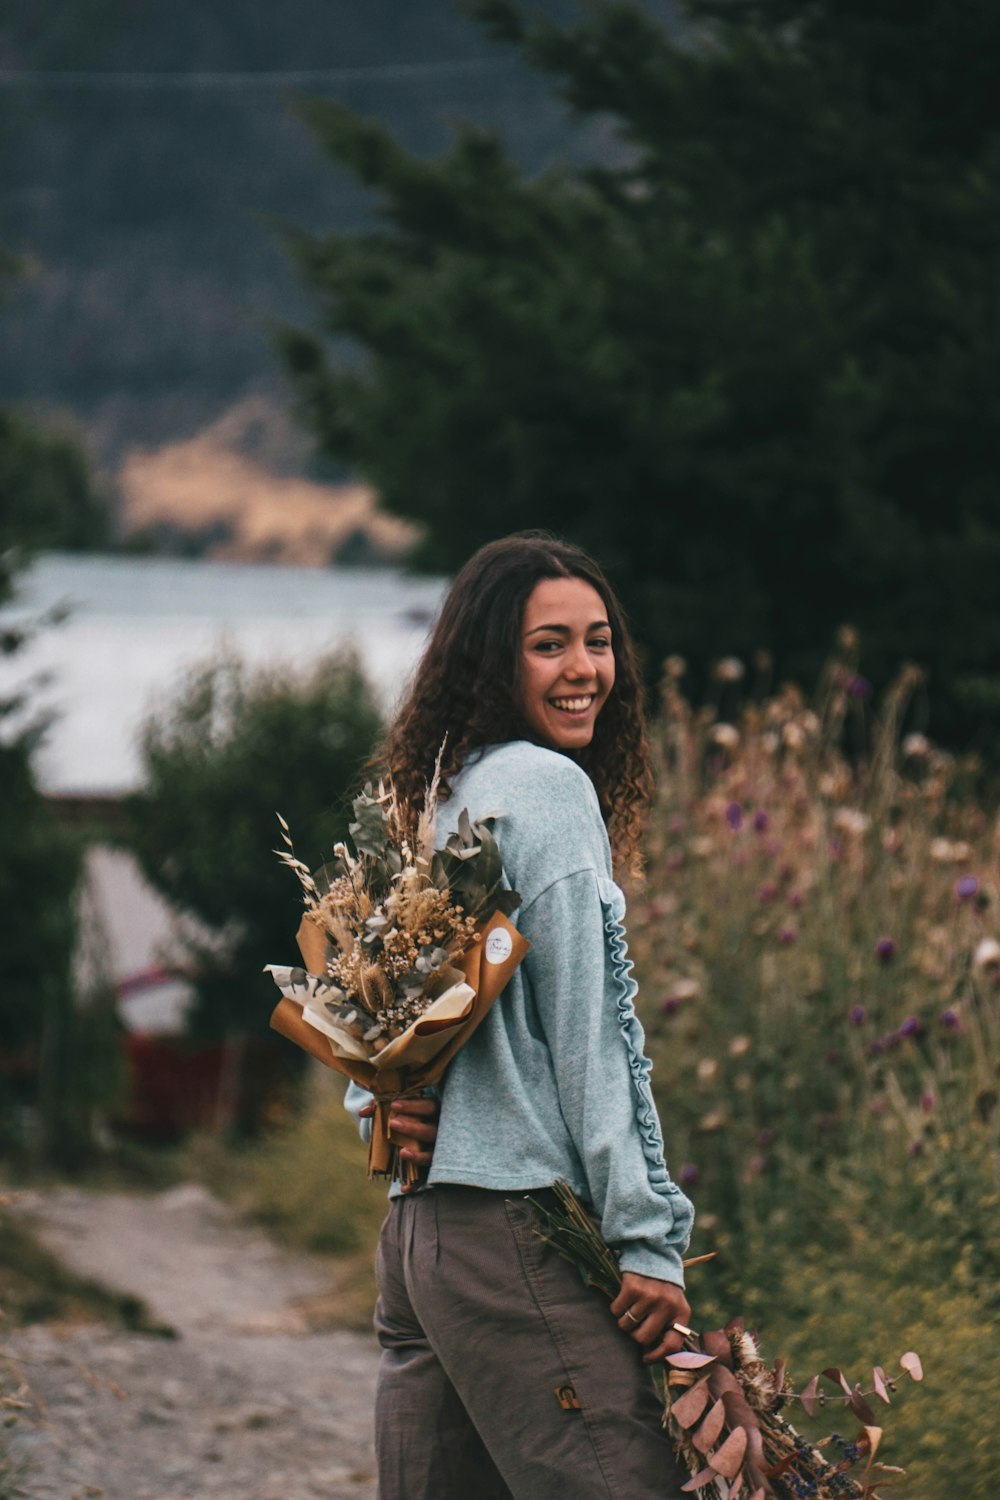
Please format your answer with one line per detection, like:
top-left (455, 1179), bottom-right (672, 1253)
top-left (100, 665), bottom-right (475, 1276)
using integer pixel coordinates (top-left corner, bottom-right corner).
top-left (373, 1184), bottom-right (687, 1500)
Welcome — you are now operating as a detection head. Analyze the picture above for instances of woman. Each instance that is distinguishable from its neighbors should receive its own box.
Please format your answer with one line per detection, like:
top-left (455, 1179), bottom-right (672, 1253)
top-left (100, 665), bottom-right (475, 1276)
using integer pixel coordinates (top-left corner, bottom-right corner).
top-left (347, 532), bottom-right (695, 1500)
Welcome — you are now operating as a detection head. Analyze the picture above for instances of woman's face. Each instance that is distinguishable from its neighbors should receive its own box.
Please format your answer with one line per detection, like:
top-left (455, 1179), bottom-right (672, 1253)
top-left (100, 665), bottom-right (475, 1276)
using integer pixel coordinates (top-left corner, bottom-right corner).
top-left (518, 576), bottom-right (616, 751)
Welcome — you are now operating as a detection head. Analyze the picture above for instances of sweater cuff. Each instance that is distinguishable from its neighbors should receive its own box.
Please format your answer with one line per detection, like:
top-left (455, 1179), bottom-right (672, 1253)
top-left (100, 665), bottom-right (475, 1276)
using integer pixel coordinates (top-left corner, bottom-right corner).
top-left (617, 1241), bottom-right (686, 1288)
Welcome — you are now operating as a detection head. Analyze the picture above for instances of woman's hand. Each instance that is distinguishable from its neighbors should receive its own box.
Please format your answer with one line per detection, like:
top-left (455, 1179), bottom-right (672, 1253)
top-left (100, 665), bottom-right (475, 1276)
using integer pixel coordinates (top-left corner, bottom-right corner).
top-left (359, 1095), bottom-right (440, 1194)
top-left (610, 1271), bottom-right (693, 1365)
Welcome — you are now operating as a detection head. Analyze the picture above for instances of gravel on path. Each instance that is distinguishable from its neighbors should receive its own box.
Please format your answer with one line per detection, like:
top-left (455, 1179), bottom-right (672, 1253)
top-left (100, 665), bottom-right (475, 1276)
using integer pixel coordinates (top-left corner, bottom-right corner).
top-left (3, 1185), bottom-right (381, 1500)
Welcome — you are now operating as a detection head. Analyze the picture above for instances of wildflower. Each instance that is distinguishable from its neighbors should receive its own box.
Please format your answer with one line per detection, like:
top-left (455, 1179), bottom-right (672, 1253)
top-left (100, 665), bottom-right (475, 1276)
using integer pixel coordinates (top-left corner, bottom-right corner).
top-left (829, 836), bottom-right (843, 860)
top-left (725, 801), bottom-right (743, 830)
top-left (902, 732), bottom-right (930, 758)
top-left (679, 1162), bottom-right (700, 1187)
top-left (907, 1138), bottom-right (924, 1158)
top-left (868, 1095), bottom-right (887, 1115)
top-left (899, 1014), bottom-right (923, 1038)
top-left (930, 837), bottom-right (973, 863)
top-left (875, 936), bottom-right (897, 964)
top-left (848, 1004), bottom-right (866, 1025)
top-left (757, 882), bottom-right (777, 903)
top-left (747, 1154), bottom-right (768, 1175)
top-left (659, 996), bottom-right (680, 1015)
top-left (788, 888), bottom-right (804, 908)
top-left (710, 722), bottom-right (740, 749)
top-left (848, 675), bottom-right (873, 699)
top-left (938, 1007), bottom-right (961, 1030)
top-left (974, 937), bottom-right (1000, 969)
top-left (696, 1057), bottom-right (718, 1082)
top-left (714, 656), bottom-right (745, 682)
top-left (921, 1090), bottom-right (936, 1113)
top-left (956, 875), bottom-right (979, 902)
top-left (753, 809), bottom-right (769, 832)
top-left (728, 1035), bottom-right (751, 1057)
top-left (833, 807), bottom-right (870, 836)
top-left (782, 722), bottom-right (804, 750)
top-left (779, 927), bottom-right (797, 945)
top-left (867, 1039), bottom-right (884, 1056)
top-left (699, 1111), bottom-right (726, 1131)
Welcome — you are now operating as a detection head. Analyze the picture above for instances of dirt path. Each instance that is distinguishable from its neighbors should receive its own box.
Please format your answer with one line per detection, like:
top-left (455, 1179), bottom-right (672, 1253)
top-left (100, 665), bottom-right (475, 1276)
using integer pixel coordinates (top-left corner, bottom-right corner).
top-left (3, 1185), bottom-right (380, 1500)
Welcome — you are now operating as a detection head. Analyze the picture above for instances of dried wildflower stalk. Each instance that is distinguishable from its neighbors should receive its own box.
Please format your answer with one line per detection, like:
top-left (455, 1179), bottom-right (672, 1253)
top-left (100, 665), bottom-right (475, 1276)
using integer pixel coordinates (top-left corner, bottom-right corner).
top-left (530, 1182), bottom-right (922, 1500)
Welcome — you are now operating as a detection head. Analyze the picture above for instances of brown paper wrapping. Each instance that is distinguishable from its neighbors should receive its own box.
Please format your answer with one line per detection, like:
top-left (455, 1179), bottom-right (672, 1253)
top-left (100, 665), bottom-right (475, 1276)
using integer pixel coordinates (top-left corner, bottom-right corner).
top-left (270, 908), bottom-right (530, 1180)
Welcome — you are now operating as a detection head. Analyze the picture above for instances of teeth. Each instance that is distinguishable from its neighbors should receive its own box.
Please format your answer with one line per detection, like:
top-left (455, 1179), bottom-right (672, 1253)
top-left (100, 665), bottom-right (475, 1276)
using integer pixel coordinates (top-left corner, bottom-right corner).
top-left (551, 696), bottom-right (594, 711)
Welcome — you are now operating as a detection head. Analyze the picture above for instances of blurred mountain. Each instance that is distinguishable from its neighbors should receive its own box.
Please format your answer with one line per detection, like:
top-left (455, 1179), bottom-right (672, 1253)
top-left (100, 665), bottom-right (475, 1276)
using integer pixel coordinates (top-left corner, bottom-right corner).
top-left (0, 0), bottom-right (675, 493)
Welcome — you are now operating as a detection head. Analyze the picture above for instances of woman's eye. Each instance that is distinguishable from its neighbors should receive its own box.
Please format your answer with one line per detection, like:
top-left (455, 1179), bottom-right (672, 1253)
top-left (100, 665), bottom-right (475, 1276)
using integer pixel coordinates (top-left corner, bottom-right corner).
top-left (588, 637), bottom-right (611, 650)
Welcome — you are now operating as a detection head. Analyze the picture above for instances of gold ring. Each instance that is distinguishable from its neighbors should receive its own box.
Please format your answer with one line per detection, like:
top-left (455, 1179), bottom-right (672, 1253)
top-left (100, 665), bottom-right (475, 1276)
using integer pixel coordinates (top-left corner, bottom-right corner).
top-left (624, 1309), bottom-right (640, 1325)
top-left (672, 1322), bottom-right (696, 1338)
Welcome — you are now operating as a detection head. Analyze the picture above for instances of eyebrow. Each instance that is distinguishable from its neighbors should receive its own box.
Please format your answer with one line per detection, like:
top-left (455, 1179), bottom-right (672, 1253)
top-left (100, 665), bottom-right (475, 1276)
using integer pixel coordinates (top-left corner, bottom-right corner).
top-left (524, 620), bottom-right (612, 637)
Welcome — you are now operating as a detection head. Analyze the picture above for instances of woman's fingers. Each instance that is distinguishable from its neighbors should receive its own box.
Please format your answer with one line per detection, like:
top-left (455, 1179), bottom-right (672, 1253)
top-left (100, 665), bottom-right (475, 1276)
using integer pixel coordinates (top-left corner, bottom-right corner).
top-left (613, 1272), bottom-right (693, 1363)
top-left (389, 1097), bottom-right (440, 1142)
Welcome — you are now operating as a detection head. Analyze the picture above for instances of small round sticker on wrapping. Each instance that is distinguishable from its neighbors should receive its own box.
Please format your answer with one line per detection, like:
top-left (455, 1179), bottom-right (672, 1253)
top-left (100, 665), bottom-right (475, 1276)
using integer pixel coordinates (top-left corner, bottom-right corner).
top-left (484, 926), bottom-right (514, 965)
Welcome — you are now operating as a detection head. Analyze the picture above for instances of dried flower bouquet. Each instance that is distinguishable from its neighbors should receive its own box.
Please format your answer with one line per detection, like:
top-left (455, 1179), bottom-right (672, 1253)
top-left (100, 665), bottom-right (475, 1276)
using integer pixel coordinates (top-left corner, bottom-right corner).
top-left (265, 769), bottom-right (529, 1182)
top-left (531, 1182), bottom-right (922, 1499)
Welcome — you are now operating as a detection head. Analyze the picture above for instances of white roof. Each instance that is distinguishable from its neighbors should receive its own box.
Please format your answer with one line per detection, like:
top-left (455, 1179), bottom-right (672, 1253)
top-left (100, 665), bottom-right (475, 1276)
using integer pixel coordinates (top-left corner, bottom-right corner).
top-left (0, 552), bottom-right (447, 796)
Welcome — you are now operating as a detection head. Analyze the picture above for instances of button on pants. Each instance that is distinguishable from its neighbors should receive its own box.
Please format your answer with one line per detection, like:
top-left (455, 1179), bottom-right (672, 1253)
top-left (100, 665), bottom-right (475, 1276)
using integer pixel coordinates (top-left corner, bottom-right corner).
top-left (373, 1185), bottom-right (687, 1500)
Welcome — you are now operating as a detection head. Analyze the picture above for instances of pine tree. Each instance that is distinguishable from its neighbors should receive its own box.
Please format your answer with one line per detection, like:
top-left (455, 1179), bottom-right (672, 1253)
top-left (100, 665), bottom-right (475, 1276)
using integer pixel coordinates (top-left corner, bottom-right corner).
top-left (282, 0), bottom-right (1000, 752)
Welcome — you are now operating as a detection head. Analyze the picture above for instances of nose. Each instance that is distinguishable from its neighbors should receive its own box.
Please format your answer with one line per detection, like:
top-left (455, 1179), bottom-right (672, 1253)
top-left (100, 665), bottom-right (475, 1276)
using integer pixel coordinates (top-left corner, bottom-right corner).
top-left (564, 640), bottom-right (595, 681)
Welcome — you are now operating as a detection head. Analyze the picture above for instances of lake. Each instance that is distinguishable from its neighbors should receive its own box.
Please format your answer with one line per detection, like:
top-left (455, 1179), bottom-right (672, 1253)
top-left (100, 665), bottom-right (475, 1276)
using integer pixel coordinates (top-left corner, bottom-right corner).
top-left (0, 553), bottom-right (447, 795)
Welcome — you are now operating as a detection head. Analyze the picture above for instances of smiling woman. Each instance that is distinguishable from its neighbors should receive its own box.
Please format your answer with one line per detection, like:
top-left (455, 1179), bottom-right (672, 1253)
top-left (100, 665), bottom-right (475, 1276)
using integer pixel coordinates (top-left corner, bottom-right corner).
top-left (519, 576), bottom-right (616, 751)
top-left (346, 531), bottom-right (694, 1500)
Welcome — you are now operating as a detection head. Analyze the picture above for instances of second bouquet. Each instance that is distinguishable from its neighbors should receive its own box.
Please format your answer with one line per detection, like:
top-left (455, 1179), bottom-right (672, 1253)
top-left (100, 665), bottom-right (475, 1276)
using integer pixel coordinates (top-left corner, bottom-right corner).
top-left (265, 772), bottom-right (529, 1184)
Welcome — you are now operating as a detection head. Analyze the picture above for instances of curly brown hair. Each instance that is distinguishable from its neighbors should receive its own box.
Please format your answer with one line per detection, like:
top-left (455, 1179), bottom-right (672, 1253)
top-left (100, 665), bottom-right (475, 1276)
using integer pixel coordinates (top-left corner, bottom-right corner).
top-left (382, 532), bottom-right (652, 872)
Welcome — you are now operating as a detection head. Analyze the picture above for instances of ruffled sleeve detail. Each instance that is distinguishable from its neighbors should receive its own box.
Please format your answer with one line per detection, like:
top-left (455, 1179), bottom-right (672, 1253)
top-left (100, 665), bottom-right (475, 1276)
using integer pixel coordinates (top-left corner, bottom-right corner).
top-left (598, 878), bottom-right (682, 1200)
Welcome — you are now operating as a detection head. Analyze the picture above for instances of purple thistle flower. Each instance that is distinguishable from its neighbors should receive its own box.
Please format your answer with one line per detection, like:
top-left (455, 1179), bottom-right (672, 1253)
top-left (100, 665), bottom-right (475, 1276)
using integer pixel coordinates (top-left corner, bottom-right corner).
top-left (747, 1154), bottom-right (768, 1175)
top-left (939, 1007), bottom-right (961, 1031)
top-left (899, 1015), bottom-right (923, 1039)
top-left (875, 936), bottom-right (897, 964)
top-left (849, 1004), bottom-right (867, 1025)
top-left (921, 1090), bottom-right (937, 1114)
top-left (955, 875), bottom-right (979, 902)
top-left (753, 809), bottom-right (769, 833)
top-left (779, 927), bottom-right (798, 945)
top-left (788, 889), bottom-right (804, 909)
top-left (908, 1138), bottom-right (924, 1158)
top-left (757, 882), bottom-right (777, 903)
top-left (679, 1163), bottom-right (700, 1187)
top-left (725, 801), bottom-right (743, 831)
top-left (659, 996), bottom-right (680, 1016)
top-left (848, 675), bottom-right (873, 699)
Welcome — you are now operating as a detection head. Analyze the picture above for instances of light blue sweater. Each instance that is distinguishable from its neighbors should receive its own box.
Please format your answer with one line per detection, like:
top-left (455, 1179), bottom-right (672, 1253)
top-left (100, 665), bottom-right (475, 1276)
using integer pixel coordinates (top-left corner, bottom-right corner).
top-left (345, 739), bottom-right (695, 1285)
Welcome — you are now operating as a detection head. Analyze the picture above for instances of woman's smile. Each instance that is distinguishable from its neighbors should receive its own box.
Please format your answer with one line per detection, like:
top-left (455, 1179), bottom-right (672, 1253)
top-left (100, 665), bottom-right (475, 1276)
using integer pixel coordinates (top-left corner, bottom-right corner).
top-left (519, 577), bottom-right (616, 750)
